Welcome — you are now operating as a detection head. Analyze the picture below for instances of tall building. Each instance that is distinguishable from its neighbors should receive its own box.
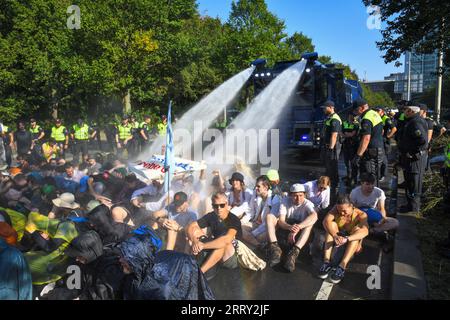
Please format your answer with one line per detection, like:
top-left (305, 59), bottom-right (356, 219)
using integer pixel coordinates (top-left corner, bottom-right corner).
top-left (392, 51), bottom-right (439, 100)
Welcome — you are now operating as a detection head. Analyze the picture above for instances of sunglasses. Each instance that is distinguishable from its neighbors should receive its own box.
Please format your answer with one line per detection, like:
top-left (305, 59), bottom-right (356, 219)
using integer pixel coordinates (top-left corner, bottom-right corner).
top-left (212, 203), bottom-right (227, 209)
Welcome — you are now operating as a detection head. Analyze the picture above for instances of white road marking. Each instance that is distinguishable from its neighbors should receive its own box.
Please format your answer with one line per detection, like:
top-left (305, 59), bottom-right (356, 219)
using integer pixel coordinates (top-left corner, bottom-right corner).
top-left (315, 280), bottom-right (334, 300)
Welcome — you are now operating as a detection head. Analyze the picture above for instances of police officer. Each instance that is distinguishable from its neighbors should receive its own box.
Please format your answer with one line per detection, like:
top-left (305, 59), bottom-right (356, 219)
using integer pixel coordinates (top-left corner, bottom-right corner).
top-left (419, 103), bottom-right (447, 171)
top-left (29, 118), bottom-right (45, 161)
top-left (129, 115), bottom-right (141, 158)
top-left (321, 100), bottom-right (342, 191)
top-left (50, 119), bottom-right (69, 159)
top-left (398, 105), bottom-right (428, 213)
top-left (352, 99), bottom-right (385, 185)
top-left (71, 118), bottom-right (97, 163)
top-left (341, 113), bottom-right (359, 186)
top-left (157, 115), bottom-right (168, 137)
top-left (374, 107), bottom-right (397, 181)
top-left (139, 115), bottom-right (156, 151)
top-left (115, 115), bottom-right (133, 159)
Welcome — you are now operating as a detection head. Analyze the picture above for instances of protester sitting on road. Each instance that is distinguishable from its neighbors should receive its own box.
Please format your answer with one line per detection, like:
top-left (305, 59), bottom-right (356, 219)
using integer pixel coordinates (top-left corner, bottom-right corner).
top-left (130, 174), bottom-right (172, 213)
top-left (87, 204), bottom-right (132, 246)
top-left (241, 175), bottom-right (278, 248)
top-left (304, 176), bottom-right (331, 216)
top-left (42, 138), bottom-right (60, 163)
top-left (186, 192), bottom-right (242, 275)
top-left (266, 184), bottom-right (318, 272)
top-left (86, 155), bottom-right (102, 175)
top-left (152, 191), bottom-right (198, 252)
top-left (349, 173), bottom-right (399, 234)
top-left (226, 172), bottom-right (253, 223)
top-left (63, 162), bottom-right (86, 184)
top-left (319, 194), bottom-right (369, 284)
top-left (0, 237), bottom-right (33, 300)
top-left (47, 192), bottom-right (81, 219)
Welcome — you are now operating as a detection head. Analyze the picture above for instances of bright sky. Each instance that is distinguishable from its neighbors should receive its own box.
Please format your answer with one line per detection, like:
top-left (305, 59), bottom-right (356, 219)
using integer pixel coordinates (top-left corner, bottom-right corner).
top-left (196, 0), bottom-right (404, 81)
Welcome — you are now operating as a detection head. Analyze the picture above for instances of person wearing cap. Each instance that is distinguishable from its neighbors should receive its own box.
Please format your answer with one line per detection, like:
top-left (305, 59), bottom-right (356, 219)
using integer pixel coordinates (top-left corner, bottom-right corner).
top-left (139, 115), bottom-right (157, 151)
top-left (374, 107), bottom-right (397, 181)
top-left (48, 192), bottom-right (81, 219)
top-left (29, 118), bottom-right (45, 160)
top-left (319, 194), bottom-right (369, 284)
top-left (157, 114), bottom-right (168, 137)
top-left (115, 115), bottom-right (133, 159)
top-left (226, 172), bottom-right (253, 222)
top-left (419, 103), bottom-right (446, 171)
top-left (352, 98), bottom-right (385, 184)
top-left (321, 100), bottom-right (342, 192)
top-left (71, 119), bottom-right (97, 164)
top-left (341, 113), bottom-right (359, 187)
top-left (50, 119), bottom-right (69, 159)
top-left (186, 191), bottom-right (242, 274)
top-left (152, 191), bottom-right (198, 252)
top-left (397, 105), bottom-right (429, 213)
top-left (1, 121), bottom-right (14, 167)
top-left (265, 183), bottom-right (317, 272)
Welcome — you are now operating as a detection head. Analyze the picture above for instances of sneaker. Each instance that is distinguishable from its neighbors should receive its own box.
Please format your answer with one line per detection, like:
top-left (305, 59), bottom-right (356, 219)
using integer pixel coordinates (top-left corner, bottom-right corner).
top-left (284, 246), bottom-right (300, 272)
top-left (268, 242), bottom-right (282, 267)
top-left (318, 262), bottom-right (333, 279)
top-left (329, 266), bottom-right (346, 284)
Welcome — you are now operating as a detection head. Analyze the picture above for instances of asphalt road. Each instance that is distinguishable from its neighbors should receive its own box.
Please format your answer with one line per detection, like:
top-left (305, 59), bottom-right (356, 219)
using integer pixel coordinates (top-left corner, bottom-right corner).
top-left (209, 148), bottom-right (394, 300)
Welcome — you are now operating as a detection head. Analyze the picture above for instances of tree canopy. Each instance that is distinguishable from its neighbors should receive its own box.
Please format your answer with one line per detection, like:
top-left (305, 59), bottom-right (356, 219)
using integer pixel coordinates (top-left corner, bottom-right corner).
top-left (363, 0), bottom-right (450, 70)
top-left (0, 0), bottom-right (374, 125)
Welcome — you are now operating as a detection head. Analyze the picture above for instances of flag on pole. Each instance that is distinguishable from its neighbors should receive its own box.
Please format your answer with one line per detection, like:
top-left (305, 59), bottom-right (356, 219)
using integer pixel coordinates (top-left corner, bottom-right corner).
top-left (164, 101), bottom-right (174, 194)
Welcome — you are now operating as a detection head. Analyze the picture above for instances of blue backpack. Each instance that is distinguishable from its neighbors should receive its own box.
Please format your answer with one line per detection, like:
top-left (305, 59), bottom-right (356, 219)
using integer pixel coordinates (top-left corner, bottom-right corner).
top-left (132, 225), bottom-right (163, 252)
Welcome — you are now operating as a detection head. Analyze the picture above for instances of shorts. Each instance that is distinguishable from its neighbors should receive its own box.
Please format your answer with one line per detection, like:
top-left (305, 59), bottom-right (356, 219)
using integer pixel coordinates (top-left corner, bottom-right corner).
top-left (222, 253), bottom-right (238, 269)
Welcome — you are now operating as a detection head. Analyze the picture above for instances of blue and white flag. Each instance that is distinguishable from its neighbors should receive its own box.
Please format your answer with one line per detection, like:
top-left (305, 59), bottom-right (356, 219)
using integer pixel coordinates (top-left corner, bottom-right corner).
top-left (164, 101), bottom-right (174, 194)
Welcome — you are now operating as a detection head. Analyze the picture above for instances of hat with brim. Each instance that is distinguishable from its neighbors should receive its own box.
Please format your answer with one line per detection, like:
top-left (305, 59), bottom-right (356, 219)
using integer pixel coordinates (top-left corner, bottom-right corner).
top-left (266, 169), bottom-right (280, 181)
top-left (320, 100), bottom-right (335, 109)
top-left (52, 192), bottom-right (80, 209)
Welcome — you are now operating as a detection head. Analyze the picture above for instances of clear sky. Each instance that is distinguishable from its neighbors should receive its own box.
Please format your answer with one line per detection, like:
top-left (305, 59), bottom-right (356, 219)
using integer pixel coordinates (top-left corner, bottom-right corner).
top-left (196, 0), bottom-right (404, 81)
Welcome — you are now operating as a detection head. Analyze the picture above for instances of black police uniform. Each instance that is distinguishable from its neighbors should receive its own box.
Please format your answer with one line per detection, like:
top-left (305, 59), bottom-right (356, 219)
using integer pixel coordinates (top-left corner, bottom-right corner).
top-left (323, 113), bottom-right (342, 189)
top-left (341, 120), bottom-right (359, 185)
top-left (398, 113), bottom-right (428, 212)
top-left (357, 109), bottom-right (385, 182)
top-left (423, 116), bottom-right (437, 171)
top-left (381, 115), bottom-right (395, 179)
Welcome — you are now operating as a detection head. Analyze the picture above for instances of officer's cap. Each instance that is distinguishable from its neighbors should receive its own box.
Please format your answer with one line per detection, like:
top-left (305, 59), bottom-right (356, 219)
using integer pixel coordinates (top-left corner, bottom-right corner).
top-left (320, 100), bottom-right (335, 109)
top-left (352, 98), bottom-right (368, 109)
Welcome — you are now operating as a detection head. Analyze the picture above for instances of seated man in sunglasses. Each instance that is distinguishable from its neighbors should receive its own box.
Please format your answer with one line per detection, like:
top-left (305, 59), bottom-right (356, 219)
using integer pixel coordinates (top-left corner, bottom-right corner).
top-left (186, 192), bottom-right (242, 275)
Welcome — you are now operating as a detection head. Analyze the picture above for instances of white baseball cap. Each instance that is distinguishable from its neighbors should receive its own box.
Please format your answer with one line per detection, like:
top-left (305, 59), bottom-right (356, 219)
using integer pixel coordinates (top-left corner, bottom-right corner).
top-left (290, 183), bottom-right (305, 193)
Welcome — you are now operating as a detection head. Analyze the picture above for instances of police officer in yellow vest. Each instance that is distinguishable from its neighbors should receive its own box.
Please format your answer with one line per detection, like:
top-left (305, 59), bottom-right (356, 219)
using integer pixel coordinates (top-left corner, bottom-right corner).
top-left (374, 107), bottom-right (397, 181)
top-left (321, 100), bottom-right (342, 191)
top-left (129, 114), bottom-right (141, 158)
top-left (157, 114), bottom-right (168, 137)
top-left (71, 118), bottom-right (97, 163)
top-left (115, 115), bottom-right (133, 158)
top-left (50, 119), bottom-right (69, 159)
top-left (352, 99), bottom-right (385, 186)
top-left (29, 118), bottom-right (45, 159)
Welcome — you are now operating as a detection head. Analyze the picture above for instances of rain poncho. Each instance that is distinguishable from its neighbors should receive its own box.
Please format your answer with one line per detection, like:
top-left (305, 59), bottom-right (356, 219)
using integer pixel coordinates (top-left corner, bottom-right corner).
top-left (0, 207), bottom-right (27, 241)
top-left (24, 212), bottom-right (79, 285)
top-left (121, 229), bottom-right (214, 300)
top-left (0, 238), bottom-right (33, 300)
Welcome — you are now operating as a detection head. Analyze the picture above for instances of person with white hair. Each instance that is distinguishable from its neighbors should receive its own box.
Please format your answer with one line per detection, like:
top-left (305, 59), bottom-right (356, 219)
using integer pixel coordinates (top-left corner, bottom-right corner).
top-left (397, 105), bottom-right (429, 213)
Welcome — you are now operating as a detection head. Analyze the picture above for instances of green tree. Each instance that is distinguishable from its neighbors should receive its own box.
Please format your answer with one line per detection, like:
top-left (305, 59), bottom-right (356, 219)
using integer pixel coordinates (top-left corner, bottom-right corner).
top-left (284, 32), bottom-right (315, 58)
top-left (362, 0), bottom-right (450, 69)
top-left (361, 83), bottom-right (395, 107)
